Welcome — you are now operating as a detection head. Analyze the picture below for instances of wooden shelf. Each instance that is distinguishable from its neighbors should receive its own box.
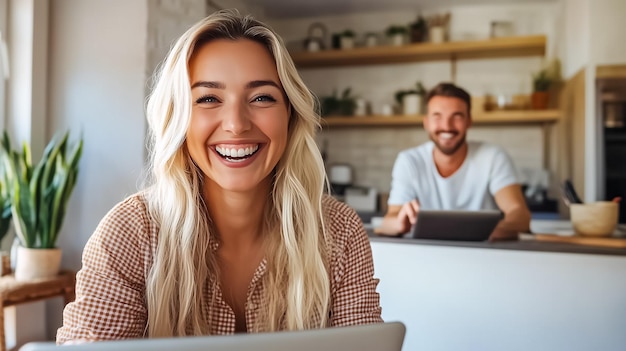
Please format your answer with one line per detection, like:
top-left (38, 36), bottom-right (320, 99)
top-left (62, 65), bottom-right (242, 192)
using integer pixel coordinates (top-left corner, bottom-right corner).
top-left (321, 110), bottom-right (561, 128)
top-left (291, 35), bottom-right (546, 68)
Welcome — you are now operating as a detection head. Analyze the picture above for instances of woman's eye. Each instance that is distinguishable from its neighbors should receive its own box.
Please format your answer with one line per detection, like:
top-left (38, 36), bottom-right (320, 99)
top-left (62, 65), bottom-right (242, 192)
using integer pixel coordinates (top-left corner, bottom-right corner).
top-left (252, 95), bottom-right (277, 103)
top-left (195, 95), bottom-right (220, 104)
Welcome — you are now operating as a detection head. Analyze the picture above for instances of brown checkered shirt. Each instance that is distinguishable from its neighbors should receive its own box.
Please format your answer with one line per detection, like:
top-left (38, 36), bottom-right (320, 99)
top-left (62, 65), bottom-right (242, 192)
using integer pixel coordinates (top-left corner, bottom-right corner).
top-left (56, 193), bottom-right (382, 343)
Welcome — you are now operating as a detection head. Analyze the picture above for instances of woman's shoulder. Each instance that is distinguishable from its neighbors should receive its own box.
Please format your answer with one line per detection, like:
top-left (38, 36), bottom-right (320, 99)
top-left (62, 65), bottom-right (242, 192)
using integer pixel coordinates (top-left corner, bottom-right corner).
top-left (321, 194), bottom-right (365, 243)
top-left (79, 192), bottom-right (156, 296)
top-left (88, 191), bottom-right (157, 256)
top-left (107, 192), bottom-right (150, 218)
top-left (322, 194), bottom-right (360, 222)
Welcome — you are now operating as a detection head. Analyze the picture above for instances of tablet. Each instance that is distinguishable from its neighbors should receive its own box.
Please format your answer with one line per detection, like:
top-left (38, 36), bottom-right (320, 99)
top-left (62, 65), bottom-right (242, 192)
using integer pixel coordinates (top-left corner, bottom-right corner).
top-left (411, 210), bottom-right (503, 241)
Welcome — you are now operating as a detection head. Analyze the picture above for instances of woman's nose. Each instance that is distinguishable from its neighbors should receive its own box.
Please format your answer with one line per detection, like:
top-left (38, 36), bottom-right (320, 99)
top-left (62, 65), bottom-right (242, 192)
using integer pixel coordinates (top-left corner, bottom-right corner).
top-left (221, 102), bottom-right (251, 135)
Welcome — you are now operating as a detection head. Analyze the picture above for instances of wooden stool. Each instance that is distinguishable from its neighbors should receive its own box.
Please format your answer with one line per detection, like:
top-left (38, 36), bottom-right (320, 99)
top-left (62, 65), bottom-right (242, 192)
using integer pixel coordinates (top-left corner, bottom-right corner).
top-left (0, 271), bottom-right (76, 351)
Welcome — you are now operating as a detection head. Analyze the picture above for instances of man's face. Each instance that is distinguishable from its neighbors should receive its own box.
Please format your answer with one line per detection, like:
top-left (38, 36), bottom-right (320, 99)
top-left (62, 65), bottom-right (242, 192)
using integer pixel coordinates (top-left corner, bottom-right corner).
top-left (423, 96), bottom-right (471, 155)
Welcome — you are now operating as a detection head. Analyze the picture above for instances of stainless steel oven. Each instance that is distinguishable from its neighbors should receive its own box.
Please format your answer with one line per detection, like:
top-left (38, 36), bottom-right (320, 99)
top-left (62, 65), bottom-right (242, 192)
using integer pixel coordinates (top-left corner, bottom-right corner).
top-left (599, 80), bottom-right (626, 222)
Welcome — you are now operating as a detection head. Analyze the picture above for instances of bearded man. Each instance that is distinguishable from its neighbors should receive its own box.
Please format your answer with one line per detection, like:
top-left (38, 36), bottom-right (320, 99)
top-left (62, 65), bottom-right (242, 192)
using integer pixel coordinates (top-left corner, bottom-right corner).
top-left (377, 83), bottom-right (530, 241)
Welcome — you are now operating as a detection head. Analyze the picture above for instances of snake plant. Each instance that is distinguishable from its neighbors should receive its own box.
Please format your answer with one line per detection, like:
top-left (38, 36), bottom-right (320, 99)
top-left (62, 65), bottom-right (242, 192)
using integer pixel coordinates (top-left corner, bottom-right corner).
top-left (1, 131), bottom-right (83, 249)
top-left (0, 139), bottom-right (10, 243)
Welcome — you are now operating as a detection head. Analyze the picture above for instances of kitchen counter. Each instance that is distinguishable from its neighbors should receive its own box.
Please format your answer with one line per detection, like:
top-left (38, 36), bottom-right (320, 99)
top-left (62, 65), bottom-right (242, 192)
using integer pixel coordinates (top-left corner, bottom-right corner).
top-left (369, 222), bottom-right (626, 351)
top-left (364, 219), bottom-right (626, 256)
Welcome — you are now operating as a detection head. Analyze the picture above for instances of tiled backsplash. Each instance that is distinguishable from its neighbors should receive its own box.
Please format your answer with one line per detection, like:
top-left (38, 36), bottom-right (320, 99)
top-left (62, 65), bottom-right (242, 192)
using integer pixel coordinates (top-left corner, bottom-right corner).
top-left (319, 125), bottom-right (544, 193)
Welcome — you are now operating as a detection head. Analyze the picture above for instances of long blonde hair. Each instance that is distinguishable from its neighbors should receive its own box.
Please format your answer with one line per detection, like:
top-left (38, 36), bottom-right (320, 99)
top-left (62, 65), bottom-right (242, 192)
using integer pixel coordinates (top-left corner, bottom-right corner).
top-left (144, 9), bottom-right (330, 336)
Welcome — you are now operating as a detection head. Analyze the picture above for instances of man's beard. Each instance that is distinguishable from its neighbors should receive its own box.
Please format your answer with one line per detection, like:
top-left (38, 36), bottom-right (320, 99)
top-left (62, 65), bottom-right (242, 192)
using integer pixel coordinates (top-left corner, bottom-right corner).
top-left (429, 131), bottom-right (466, 156)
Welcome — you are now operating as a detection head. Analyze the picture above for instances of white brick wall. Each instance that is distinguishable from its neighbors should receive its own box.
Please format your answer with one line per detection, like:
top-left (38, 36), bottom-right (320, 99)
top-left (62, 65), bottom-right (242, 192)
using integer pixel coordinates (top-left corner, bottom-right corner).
top-left (319, 126), bottom-right (543, 193)
top-left (146, 0), bottom-right (208, 82)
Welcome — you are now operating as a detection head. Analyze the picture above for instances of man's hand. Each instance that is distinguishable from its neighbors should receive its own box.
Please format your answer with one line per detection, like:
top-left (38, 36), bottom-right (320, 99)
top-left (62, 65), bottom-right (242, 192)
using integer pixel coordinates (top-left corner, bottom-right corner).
top-left (491, 184), bottom-right (531, 241)
top-left (376, 200), bottom-right (420, 236)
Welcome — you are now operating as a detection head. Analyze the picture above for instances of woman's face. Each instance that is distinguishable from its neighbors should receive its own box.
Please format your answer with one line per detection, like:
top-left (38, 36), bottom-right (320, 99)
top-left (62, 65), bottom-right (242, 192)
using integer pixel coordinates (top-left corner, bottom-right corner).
top-left (187, 39), bottom-right (289, 193)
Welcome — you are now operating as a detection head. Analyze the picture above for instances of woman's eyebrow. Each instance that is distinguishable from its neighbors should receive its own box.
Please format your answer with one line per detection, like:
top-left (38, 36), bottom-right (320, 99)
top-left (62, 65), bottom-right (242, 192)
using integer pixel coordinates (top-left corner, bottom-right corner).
top-left (246, 80), bottom-right (281, 89)
top-left (191, 81), bottom-right (225, 89)
top-left (190, 80), bottom-right (280, 90)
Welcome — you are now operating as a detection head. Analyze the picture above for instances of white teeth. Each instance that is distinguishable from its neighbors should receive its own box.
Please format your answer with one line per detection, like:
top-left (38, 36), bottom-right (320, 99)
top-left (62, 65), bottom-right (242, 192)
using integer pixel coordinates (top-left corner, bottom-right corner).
top-left (215, 144), bottom-right (259, 158)
top-left (439, 133), bottom-right (455, 140)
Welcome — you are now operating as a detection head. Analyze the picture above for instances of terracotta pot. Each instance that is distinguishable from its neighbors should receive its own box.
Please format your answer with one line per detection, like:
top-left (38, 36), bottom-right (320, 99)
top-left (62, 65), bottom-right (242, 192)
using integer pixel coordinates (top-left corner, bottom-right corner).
top-left (531, 91), bottom-right (550, 110)
top-left (15, 246), bottom-right (62, 281)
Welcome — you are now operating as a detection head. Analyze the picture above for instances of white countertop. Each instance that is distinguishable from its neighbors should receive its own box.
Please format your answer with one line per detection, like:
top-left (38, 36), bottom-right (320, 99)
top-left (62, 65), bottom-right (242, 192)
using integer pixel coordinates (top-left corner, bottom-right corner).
top-left (364, 217), bottom-right (626, 237)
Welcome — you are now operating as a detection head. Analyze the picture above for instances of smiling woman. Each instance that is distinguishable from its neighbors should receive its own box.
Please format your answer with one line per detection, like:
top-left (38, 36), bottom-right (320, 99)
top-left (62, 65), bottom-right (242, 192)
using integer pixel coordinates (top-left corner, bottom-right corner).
top-left (56, 9), bottom-right (382, 343)
top-left (186, 39), bottom-right (289, 194)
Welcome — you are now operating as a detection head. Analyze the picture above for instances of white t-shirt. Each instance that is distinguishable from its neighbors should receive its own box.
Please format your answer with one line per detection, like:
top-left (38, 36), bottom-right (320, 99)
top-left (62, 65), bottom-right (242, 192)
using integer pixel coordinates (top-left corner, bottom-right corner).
top-left (388, 141), bottom-right (519, 210)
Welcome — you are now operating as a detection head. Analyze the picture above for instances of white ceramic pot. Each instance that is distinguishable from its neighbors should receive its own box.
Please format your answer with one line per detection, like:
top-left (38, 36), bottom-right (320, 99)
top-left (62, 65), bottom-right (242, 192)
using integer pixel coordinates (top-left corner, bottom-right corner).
top-left (430, 26), bottom-right (445, 43)
top-left (306, 40), bottom-right (321, 52)
top-left (402, 93), bottom-right (422, 115)
top-left (390, 33), bottom-right (404, 46)
top-left (15, 246), bottom-right (62, 281)
top-left (354, 99), bottom-right (368, 117)
top-left (340, 36), bottom-right (355, 50)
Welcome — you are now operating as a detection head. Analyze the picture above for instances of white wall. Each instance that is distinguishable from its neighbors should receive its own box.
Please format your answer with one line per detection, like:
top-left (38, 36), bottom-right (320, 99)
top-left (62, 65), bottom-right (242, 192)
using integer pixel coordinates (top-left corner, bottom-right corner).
top-left (146, 0), bottom-right (207, 87)
top-left (557, 0), bottom-right (589, 80)
top-left (44, 0), bottom-right (149, 340)
top-left (588, 0), bottom-right (626, 66)
top-left (6, 0), bottom-right (48, 156)
top-left (372, 240), bottom-right (626, 351)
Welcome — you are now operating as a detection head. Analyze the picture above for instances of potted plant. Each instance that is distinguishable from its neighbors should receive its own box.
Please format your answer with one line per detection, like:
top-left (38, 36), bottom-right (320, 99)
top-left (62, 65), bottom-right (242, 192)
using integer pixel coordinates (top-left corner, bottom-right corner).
top-left (427, 13), bottom-right (451, 43)
top-left (364, 32), bottom-right (379, 48)
top-left (395, 81), bottom-right (428, 115)
top-left (386, 25), bottom-right (407, 46)
top-left (1, 131), bottom-right (83, 281)
top-left (410, 14), bottom-right (428, 43)
top-left (339, 30), bottom-right (356, 50)
top-left (531, 69), bottom-right (552, 110)
top-left (321, 87), bottom-right (357, 116)
top-left (0, 146), bottom-right (12, 274)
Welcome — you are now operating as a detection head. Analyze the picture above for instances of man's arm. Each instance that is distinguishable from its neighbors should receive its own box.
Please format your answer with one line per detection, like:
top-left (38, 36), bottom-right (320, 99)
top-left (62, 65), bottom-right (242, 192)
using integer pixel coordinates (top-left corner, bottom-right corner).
top-left (491, 184), bottom-right (531, 241)
top-left (375, 200), bottom-right (420, 236)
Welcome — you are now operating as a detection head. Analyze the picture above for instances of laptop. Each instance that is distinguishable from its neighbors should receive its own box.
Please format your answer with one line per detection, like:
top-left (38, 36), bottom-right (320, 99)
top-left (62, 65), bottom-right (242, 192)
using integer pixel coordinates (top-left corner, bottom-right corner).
top-left (20, 322), bottom-right (405, 351)
top-left (411, 210), bottom-right (503, 241)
